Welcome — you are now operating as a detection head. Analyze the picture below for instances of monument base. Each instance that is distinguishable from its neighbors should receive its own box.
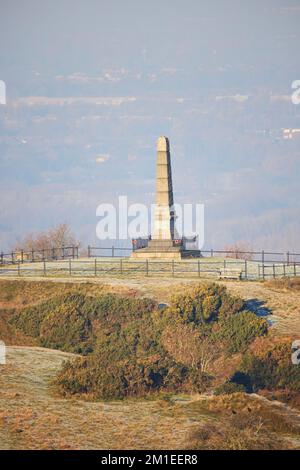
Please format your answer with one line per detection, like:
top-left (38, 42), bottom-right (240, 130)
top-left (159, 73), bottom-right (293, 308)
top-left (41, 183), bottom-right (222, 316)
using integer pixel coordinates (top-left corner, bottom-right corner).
top-left (131, 239), bottom-right (201, 260)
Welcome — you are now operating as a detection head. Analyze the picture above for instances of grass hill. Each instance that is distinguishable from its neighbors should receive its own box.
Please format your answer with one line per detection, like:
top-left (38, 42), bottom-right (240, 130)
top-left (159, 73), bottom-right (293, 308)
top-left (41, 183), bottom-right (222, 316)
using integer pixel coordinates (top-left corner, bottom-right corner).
top-left (0, 277), bottom-right (300, 449)
top-left (1, 346), bottom-right (300, 450)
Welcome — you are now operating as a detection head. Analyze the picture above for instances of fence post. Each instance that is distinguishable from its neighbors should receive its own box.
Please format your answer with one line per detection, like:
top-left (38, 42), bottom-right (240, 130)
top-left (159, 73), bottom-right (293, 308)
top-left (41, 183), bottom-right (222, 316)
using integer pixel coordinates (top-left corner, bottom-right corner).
top-left (43, 260), bottom-right (46, 276)
top-left (32, 249), bottom-right (34, 263)
top-left (69, 259), bottom-right (72, 276)
top-left (283, 263), bottom-right (286, 277)
top-left (0, 252), bottom-right (3, 265)
top-left (17, 261), bottom-right (20, 277)
top-left (211, 249), bottom-right (213, 257)
top-left (52, 247), bottom-right (55, 260)
top-left (120, 259), bottom-right (123, 275)
top-left (286, 251), bottom-right (290, 266)
top-left (294, 262), bottom-right (296, 277)
top-left (224, 259), bottom-right (226, 270)
top-left (62, 245), bottom-right (65, 260)
top-left (261, 250), bottom-right (265, 280)
top-left (146, 259), bottom-right (149, 276)
top-left (112, 246), bottom-right (115, 257)
top-left (198, 259), bottom-right (201, 277)
top-left (245, 260), bottom-right (247, 280)
top-left (94, 258), bottom-right (97, 276)
top-left (76, 246), bottom-right (79, 259)
top-left (273, 264), bottom-right (275, 279)
top-left (21, 250), bottom-right (24, 264)
top-left (172, 259), bottom-right (175, 277)
top-left (88, 245), bottom-right (91, 258)
top-left (11, 251), bottom-right (14, 264)
top-left (258, 264), bottom-right (260, 279)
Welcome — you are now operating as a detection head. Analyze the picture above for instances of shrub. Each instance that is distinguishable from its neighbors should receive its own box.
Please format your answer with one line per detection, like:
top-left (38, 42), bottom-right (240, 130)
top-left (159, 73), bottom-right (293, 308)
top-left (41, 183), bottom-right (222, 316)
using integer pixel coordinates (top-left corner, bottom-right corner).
top-left (54, 284), bottom-right (270, 399)
top-left (239, 341), bottom-right (300, 392)
top-left (168, 283), bottom-right (243, 325)
top-left (10, 293), bottom-right (86, 338)
top-left (54, 354), bottom-right (189, 399)
top-left (10, 292), bottom-right (157, 355)
top-left (39, 302), bottom-right (93, 354)
top-left (217, 311), bottom-right (268, 353)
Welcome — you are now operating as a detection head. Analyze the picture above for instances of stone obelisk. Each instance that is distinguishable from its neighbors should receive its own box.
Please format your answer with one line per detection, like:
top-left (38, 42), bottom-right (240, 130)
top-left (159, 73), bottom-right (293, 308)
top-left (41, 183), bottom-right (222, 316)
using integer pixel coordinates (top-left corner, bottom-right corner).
top-left (152, 136), bottom-right (176, 240)
top-left (131, 135), bottom-right (200, 259)
top-left (131, 136), bottom-right (184, 258)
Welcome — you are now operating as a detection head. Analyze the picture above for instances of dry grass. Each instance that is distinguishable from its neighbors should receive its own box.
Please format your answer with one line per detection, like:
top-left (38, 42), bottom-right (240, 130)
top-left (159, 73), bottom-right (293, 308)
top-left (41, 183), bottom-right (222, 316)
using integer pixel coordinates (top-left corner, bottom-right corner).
top-left (0, 347), bottom-right (300, 450)
top-left (265, 278), bottom-right (300, 292)
top-left (0, 347), bottom-right (203, 449)
top-left (186, 393), bottom-right (300, 450)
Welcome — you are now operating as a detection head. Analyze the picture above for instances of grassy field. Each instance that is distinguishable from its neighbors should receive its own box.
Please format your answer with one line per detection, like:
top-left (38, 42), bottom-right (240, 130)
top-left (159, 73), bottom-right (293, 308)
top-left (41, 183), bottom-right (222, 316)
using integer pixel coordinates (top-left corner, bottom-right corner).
top-left (1, 346), bottom-right (300, 450)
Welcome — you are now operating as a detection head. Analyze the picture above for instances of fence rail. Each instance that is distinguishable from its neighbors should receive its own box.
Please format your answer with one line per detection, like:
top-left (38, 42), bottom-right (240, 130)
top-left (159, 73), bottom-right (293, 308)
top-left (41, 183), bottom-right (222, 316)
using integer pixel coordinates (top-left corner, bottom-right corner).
top-left (88, 246), bottom-right (300, 264)
top-left (1, 244), bottom-right (300, 281)
top-left (0, 246), bottom-right (79, 265)
top-left (0, 258), bottom-right (299, 280)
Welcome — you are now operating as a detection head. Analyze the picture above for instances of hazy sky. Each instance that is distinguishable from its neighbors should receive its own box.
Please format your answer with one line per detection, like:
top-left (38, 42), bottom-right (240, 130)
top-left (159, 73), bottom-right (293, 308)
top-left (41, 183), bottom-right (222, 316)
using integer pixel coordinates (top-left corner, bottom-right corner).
top-left (0, 0), bottom-right (300, 251)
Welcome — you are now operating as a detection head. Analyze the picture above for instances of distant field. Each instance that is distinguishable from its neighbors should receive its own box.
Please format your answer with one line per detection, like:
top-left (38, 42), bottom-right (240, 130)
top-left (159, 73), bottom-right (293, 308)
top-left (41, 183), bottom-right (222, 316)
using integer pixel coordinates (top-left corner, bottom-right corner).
top-left (0, 256), bottom-right (299, 281)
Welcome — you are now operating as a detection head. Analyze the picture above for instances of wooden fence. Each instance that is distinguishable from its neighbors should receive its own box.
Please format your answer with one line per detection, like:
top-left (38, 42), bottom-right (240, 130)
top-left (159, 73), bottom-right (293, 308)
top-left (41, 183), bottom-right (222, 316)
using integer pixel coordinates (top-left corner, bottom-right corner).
top-left (88, 246), bottom-right (300, 264)
top-left (0, 246), bottom-right (79, 265)
top-left (0, 257), bottom-right (299, 281)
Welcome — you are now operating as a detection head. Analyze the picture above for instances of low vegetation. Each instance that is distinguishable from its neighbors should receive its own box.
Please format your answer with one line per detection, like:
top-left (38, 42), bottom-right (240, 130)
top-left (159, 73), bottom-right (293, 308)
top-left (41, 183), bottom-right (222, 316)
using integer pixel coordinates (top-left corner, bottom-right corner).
top-left (51, 284), bottom-right (268, 399)
top-left (3, 347), bottom-right (300, 450)
top-left (188, 393), bottom-right (300, 450)
top-left (1, 278), bottom-right (300, 449)
top-left (216, 339), bottom-right (300, 399)
top-left (265, 277), bottom-right (300, 292)
top-left (4, 280), bottom-right (299, 403)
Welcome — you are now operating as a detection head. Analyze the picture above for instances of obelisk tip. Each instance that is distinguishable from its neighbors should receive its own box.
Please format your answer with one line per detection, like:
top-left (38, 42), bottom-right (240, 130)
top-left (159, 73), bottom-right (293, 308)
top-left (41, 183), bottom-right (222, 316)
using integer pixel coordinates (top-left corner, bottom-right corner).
top-left (157, 136), bottom-right (169, 151)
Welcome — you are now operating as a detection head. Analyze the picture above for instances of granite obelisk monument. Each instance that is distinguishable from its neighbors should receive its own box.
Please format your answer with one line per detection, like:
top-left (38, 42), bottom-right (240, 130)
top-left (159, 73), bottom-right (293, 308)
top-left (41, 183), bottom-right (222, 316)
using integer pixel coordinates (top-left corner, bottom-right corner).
top-left (132, 136), bottom-right (189, 259)
top-left (153, 136), bottom-right (176, 240)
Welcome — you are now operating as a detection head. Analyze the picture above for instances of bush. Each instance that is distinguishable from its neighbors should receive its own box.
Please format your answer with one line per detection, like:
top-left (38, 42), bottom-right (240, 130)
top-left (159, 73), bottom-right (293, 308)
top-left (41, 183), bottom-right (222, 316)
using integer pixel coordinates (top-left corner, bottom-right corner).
top-left (239, 341), bottom-right (300, 392)
top-left (168, 283), bottom-right (244, 325)
top-left (217, 311), bottom-right (268, 353)
top-left (10, 292), bottom-right (157, 354)
top-left (55, 354), bottom-right (189, 399)
top-left (10, 294), bottom-right (86, 335)
top-left (54, 284), bottom-right (271, 399)
top-left (39, 302), bottom-right (93, 354)
top-left (11, 282), bottom-right (274, 400)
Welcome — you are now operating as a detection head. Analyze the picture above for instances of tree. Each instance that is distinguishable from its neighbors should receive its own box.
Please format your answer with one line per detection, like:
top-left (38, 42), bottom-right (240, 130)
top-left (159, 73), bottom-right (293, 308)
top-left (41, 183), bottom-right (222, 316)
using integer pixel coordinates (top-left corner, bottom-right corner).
top-left (14, 223), bottom-right (79, 252)
top-left (223, 241), bottom-right (253, 260)
top-left (161, 324), bottom-right (218, 374)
